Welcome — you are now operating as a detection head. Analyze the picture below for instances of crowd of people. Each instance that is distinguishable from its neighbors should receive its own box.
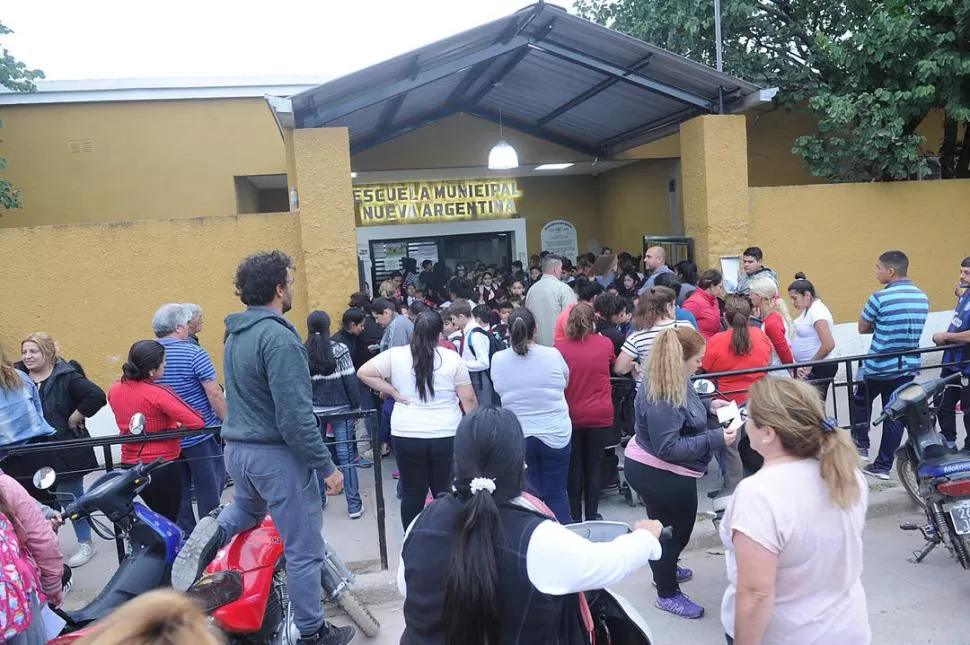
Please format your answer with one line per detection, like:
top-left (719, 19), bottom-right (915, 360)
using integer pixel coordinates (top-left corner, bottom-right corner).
top-left (0, 242), bottom-right (965, 644)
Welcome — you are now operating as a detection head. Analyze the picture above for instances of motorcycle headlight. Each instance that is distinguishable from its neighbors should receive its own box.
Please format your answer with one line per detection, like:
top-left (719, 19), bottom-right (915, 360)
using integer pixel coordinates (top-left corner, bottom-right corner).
top-left (187, 570), bottom-right (243, 613)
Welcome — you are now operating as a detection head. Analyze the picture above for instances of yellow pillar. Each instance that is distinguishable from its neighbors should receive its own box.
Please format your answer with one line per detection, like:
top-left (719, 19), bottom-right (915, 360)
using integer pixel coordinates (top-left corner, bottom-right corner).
top-left (679, 115), bottom-right (750, 271)
top-left (293, 127), bottom-right (359, 323)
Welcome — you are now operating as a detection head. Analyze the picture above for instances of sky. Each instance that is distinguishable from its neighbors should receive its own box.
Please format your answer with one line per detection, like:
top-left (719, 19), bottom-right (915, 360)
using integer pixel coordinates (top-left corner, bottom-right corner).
top-left (2, 0), bottom-right (575, 82)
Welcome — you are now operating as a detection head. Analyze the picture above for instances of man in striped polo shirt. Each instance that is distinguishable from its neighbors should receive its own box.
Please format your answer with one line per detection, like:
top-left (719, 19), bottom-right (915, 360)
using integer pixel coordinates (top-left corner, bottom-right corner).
top-left (152, 303), bottom-right (228, 533)
top-left (851, 250), bottom-right (929, 479)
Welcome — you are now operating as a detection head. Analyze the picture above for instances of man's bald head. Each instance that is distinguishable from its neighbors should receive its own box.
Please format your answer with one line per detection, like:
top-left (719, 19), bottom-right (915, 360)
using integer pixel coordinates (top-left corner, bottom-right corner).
top-left (645, 246), bottom-right (667, 271)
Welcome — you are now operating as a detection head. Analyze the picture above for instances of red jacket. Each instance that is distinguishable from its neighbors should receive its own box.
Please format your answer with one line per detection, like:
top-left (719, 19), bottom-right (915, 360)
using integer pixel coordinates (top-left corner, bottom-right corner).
top-left (762, 312), bottom-right (794, 365)
top-left (683, 289), bottom-right (722, 340)
top-left (701, 328), bottom-right (773, 404)
top-left (555, 334), bottom-right (615, 429)
top-left (108, 379), bottom-right (205, 464)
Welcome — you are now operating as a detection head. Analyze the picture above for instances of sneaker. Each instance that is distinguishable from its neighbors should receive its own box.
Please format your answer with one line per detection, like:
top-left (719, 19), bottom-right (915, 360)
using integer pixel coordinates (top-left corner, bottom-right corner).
top-left (349, 506), bottom-right (364, 520)
top-left (67, 542), bottom-right (95, 568)
top-left (171, 515), bottom-right (228, 592)
top-left (298, 622), bottom-right (356, 645)
top-left (354, 455), bottom-right (372, 469)
top-left (857, 447), bottom-right (870, 460)
top-left (392, 471), bottom-right (400, 480)
top-left (676, 566), bottom-right (694, 583)
top-left (862, 464), bottom-right (890, 481)
top-left (655, 592), bottom-right (704, 619)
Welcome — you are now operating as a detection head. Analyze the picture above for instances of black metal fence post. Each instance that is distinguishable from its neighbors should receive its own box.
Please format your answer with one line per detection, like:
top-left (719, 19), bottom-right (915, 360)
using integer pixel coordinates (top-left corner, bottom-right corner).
top-left (370, 408), bottom-right (388, 571)
top-left (100, 445), bottom-right (126, 563)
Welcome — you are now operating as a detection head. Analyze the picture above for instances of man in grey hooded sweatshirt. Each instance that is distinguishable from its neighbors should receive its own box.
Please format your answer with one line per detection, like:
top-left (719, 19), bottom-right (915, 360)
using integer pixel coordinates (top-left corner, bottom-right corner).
top-left (174, 250), bottom-right (354, 645)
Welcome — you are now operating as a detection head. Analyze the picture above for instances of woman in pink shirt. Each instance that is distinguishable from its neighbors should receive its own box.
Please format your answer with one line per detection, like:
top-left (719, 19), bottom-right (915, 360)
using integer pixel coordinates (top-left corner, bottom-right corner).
top-left (721, 378), bottom-right (869, 645)
top-left (682, 269), bottom-right (725, 340)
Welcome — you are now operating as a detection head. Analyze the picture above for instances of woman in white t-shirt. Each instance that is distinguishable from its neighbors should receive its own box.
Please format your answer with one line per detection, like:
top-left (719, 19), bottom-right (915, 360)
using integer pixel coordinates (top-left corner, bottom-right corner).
top-left (358, 311), bottom-right (479, 529)
top-left (615, 286), bottom-right (693, 377)
top-left (721, 377), bottom-right (869, 645)
top-left (787, 273), bottom-right (837, 401)
top-left (491, 307), bottom-right (572, 524)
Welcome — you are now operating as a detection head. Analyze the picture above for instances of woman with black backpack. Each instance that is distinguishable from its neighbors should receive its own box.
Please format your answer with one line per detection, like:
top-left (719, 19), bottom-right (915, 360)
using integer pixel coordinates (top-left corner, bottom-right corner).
top-left (306, 311), bottom-right (363, 519)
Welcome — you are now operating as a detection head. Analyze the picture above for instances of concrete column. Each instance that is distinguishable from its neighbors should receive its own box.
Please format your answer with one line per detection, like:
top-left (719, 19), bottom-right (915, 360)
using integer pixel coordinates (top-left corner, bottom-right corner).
top-left (293, 127), bottom-right (359, 321)
top-left (679, 115), bottom-right (749, 271)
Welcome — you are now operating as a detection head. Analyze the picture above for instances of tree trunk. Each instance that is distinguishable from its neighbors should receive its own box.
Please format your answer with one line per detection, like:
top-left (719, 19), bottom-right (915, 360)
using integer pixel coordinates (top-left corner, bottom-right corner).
top-left (955, 121), bottom-right (970, 179)
top-left (940, 118), bottom-right (958, 179)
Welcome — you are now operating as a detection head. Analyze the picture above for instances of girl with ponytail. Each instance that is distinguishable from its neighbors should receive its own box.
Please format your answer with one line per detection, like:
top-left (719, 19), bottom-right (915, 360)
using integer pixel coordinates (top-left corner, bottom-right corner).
top-left (747, 277), bottom-right (794, 372)
top-left (398, 407), bottom-right (664, 645)
top-left (721, 377), bottom-right (869, 645)
top-left (305, 311), bottom-right (363, 518)
top-left (107, 340), bottom-right (205, 522)
top-left (701, 295), bottom-right (773, 405)
top-left (490, 308), bottom-right (572, 523)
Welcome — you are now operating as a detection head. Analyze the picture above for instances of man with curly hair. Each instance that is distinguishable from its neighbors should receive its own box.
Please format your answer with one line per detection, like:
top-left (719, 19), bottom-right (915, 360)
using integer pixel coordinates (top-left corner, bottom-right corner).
top-left (175, 250), bottom-right (354, 645)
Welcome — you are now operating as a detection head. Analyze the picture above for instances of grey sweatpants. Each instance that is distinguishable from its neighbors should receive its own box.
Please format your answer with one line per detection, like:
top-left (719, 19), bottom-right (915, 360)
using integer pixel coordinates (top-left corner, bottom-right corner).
top-left (218, 443), bottom-right (326, 635)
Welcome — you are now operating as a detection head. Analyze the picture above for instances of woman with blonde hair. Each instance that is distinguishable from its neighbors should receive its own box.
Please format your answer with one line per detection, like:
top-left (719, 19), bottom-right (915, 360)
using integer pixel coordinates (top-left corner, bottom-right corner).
top-left (74, 589), bottom-right (220, 645)
top-left (747, 277), bottom-right (794, 372)
top-left (721, 377), bottom-right (869, 645)
top-left (623, 326), bottom-right (736, 619)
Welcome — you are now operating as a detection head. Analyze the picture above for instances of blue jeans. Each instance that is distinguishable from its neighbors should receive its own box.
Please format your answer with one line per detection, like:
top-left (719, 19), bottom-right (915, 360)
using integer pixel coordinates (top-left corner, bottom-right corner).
top-left (177, 436), bottom-right (225, 534)
top-left (381, 397), bottom-right (394, 447)
top-left (358, 377), bottom-right (377, 440)
top-left (57, 479), bottom-right (92, 543)
top-left (851, 375), bottom-right (912, 471)
top-left (326, 418), bottom-right (361, 514)
top-left (525, 437), bottom-right (572, 524)
top-left (219, 443), bottom-right (327, 635)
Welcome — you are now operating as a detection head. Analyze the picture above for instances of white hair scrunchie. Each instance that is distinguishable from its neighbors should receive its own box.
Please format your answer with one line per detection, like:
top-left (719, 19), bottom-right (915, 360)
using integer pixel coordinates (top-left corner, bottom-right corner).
top-left (469, 477), bottom-right (496, 495)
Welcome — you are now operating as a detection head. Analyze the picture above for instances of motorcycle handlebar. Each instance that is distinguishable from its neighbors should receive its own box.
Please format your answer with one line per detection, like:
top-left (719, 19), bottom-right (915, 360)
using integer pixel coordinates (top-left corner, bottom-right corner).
top-left (63, 458), bottom-right (166, 518)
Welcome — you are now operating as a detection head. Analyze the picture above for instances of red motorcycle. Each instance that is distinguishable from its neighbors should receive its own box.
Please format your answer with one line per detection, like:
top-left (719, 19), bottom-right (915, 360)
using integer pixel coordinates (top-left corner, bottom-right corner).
top-left (180, 514), bottom-right (379, 644)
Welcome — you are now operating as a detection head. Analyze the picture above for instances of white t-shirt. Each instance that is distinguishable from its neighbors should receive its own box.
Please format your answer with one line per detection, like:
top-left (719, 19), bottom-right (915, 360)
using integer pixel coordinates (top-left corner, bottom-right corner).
top-left (620, 320), bottom-right (694, 364)
top-left (720, 459), bottom-right (870, 644)
top-left (491, 345), bottom-right (571, 449)
top-left (370, 346), bottom-right (471, 439)
top-left (791, 300), bottom-right (835, 363)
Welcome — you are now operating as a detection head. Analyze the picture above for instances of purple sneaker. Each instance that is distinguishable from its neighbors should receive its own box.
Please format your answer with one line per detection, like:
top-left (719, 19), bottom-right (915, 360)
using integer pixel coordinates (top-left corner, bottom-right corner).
top-left (655, 593), bottom-right (704, 619)
top-left (676, 566), bottom-right (693, 583)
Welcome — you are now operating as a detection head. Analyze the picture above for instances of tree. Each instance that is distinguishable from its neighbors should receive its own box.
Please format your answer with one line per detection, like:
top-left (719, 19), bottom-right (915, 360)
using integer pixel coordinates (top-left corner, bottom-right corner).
top-left (574, 0), bottom-right (970, 182)
top-left (0, 20), bottom-right (44, 210)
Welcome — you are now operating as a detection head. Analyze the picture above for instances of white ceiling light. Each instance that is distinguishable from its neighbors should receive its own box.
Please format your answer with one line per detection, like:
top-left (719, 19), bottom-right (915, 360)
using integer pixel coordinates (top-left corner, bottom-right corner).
top-left (351, 172), bottom-right (358, 178)
top-left (487, 104), bottom-right (519, 170)
top-left (534, 163), bottom-right (574, 171)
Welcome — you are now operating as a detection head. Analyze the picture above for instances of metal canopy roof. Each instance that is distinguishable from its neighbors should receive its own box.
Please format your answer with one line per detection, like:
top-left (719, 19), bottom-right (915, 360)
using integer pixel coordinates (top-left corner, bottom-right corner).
top-left (291, 2), bottom-right (762, 157)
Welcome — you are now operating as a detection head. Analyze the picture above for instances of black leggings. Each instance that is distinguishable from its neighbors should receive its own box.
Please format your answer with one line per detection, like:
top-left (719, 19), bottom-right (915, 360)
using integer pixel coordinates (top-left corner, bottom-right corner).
top-left (568, 427), bottom-right (610, 522)
top-left (135, 461), bottom-right (182, 523)
top-left (807, 362), bottom-right (839, 402)
top-left (623, 460), bottom-right (698, 598)
top-left (394, 436), bottom-right (454, 530)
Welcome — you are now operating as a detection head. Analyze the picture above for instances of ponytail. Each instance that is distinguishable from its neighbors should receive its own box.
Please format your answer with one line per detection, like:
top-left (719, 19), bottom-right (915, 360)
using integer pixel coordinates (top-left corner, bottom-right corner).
top-left (724, 295), bottom-right (752, 356)
top-left (443, 491), bottom-right (503, 645)
top-left (647, 327), bottom-right (706, 408)
top-left (508, 308), bottom-right (535, 356)
top-left (412, 311), bottom-right (443, 402)
top-left (819, 427), bottom-right (862, 508)
top-left (306, 311), bottom-right (337, 376)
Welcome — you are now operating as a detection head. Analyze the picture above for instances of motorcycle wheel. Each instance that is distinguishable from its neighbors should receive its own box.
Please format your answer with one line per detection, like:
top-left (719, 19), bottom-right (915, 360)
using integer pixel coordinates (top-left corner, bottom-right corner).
top-left (337, 591), bottom-right (381, 637)
top-left (895, 451), bottom-right (925, 510)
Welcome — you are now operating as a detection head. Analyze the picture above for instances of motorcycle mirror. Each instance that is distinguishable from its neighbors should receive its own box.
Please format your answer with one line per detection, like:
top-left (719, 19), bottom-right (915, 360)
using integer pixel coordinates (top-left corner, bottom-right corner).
top-left (693, 379), bottom-right (716, 395)
top-left (129, 413), bottom-right (146, 436)
top-left (33, 467), bottom-right (57, 491)
top-left (963, 376), bottom-right (970, 388)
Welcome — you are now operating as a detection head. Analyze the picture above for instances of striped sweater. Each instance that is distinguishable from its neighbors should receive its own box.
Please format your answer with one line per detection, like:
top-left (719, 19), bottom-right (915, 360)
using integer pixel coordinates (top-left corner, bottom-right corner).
top-left (311, 342), bottom-right (361, 410)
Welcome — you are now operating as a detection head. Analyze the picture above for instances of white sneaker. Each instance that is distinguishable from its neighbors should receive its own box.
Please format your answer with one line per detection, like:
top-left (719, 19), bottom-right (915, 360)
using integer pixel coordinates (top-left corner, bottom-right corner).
top-left (349, 507), bottom-right (364, 520)
top-left (67, 542), bottom-right (96, 568)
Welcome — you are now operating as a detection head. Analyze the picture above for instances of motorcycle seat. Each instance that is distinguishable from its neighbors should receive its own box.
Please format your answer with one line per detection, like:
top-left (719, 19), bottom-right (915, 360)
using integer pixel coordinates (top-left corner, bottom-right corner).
top-left (917, 452), bottom-right (970, 479)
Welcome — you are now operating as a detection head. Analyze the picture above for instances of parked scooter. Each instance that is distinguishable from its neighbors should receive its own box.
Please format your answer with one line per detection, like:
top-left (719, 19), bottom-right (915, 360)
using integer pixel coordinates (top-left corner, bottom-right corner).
top-left (876, 373), bottom-right (970, 568)
top-left (174, 510), bottom-right (380, 644)
top-left (36, 415), bottom-right (183, 642)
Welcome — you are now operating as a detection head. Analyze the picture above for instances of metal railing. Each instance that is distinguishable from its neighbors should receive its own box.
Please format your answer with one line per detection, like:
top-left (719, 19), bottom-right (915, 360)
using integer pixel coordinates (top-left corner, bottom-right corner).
top-left (0, 408), bottom-right (389, 570)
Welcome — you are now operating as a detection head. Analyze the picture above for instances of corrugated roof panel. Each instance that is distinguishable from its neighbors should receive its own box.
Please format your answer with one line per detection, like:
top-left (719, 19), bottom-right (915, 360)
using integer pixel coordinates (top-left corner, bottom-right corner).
top-left (325, 102), bottom-right (386, 138)
top-left (393, 74), bottom-right (466, 125)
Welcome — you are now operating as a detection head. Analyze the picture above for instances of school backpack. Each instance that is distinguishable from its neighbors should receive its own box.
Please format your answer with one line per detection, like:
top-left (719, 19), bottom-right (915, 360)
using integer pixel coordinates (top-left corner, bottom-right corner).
top-left (0, 513), bottom-right (39, 640)
top-left (466, 327), bottom-right (507, 372)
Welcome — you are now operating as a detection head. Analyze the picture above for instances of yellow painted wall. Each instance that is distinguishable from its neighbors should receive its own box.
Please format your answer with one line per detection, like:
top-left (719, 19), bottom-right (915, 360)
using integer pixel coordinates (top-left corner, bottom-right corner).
top-left (517, 175), bottom-right (599, 257)
top-left (596, 160), bottom-right (677, 252)
top-left (0, 98), bottom-right (287, 228)
top-left (0, 212), bottom-right (308, 390)
top-left (748, 179), bottom-right (970, 322)
top-left (350, 113), bottom-right (588, 171)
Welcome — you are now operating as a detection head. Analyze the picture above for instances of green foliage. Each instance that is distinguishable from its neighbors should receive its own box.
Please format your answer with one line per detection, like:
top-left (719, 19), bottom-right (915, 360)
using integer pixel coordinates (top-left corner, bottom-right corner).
top-left (0, 20), bottom-right (44, 211)
top-left (575, 0), bottom-right (970, 182)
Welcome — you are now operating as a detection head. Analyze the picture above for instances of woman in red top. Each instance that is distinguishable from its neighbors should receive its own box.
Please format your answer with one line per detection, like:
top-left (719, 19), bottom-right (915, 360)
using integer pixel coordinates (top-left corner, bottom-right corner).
top-left (107, 340), bottom-right (204, 522)
top-left (701, 296), bottom-right (772, 495)
top-left (701, 296), bottom-right (773, 405)
top-left (555, 303), bottom-right (615, 522)
top-left (747, 277), bottom-right (794, 371)
top-left (682, 269), bottom-right (725, 340)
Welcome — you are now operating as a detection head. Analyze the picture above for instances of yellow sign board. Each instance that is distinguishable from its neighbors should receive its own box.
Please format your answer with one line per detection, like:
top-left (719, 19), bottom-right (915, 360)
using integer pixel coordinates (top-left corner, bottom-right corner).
top-left (354, 179), bottom-right (521, 226)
